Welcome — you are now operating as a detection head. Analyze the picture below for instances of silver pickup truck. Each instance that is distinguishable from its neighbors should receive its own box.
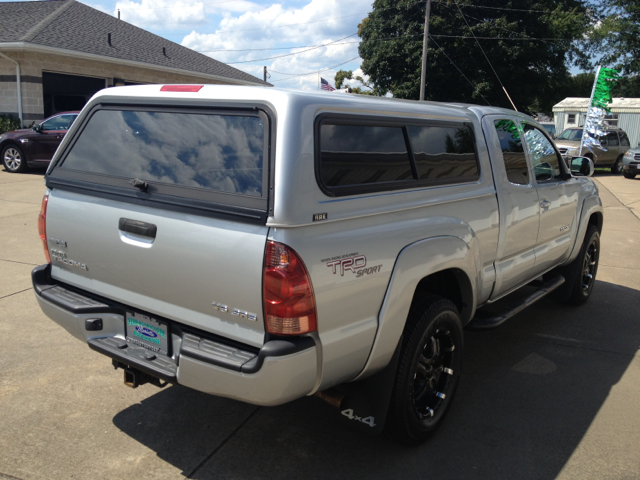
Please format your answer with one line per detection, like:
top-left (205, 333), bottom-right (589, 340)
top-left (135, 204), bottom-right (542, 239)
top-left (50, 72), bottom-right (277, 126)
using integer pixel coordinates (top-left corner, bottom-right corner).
top-left (32, 85), bottom-right (603, 444)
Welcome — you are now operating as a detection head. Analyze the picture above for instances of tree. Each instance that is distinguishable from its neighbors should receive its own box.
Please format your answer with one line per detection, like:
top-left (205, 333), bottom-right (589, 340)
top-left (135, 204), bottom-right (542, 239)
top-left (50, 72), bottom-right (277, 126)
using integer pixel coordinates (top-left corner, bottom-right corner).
top-left (588, 0), bottom-right (640, 96)
top-left (357, 0), bottom-right (589, 113)
top-left (567, 72), bottom-right (595, 97)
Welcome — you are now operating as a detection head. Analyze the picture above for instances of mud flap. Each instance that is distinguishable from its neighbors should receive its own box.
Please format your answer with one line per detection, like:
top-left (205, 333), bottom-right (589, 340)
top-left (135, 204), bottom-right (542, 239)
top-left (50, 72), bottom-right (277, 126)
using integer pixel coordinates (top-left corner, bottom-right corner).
top-left (327, 337), bottom-right (402, 436)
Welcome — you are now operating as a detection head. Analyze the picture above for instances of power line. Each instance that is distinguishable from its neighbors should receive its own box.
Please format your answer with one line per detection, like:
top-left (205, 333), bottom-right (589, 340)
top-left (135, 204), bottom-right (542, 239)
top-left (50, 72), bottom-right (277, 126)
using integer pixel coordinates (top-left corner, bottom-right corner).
top-left (270, 56), bottom-right (361, 83)
top-left (454, 2), bottom-right (517, 110)
top-left (199, 34), bottom-right (579, 54)
top-left (225, 34), bottom-right (357, 64)
top-left (216, 34), bottom-right (577, 65)
top-left (432, 0), bottom-right (550, 13)
top-left (428, 35), bottom-right (491, 106)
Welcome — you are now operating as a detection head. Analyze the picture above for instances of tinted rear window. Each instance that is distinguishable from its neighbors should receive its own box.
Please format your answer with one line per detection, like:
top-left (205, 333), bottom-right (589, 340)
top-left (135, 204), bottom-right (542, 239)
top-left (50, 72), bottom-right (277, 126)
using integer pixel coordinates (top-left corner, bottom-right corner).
top-left (317, 118), bottom-right (479, 196)
top-left (406, 125), bottom-right (478, 181)
top-left (60, 109), bottom-right (265, 197)
top-left (320, 124), bottom-right (413, 187)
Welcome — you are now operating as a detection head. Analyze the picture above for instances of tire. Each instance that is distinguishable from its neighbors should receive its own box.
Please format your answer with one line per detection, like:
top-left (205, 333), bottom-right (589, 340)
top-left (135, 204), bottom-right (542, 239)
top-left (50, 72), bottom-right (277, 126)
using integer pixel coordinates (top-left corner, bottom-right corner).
top-left (385, 295), bottom-right (464, 445)
top-left (623, 171), bottom-right (637, 179)
top-left (611, 155), bottom-right (623, 174)
top-left (556, 225), bottom-right (600, 305)
top-left (2, 144), bottom-right (28, 173)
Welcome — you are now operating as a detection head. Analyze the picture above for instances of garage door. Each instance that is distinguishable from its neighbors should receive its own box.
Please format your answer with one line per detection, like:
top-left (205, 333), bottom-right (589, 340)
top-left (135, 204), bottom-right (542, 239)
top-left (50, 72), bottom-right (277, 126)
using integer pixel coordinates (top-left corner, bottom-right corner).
top-left (43, 72), bottom-right (106, 117)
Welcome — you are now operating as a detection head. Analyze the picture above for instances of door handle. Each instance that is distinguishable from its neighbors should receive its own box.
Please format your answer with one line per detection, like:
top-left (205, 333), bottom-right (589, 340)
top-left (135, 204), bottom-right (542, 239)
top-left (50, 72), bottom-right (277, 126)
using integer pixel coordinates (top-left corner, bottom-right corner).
top-left (540, 200), bottom-right (551, 209)
top-left (118, 218), bottom-right (157, 238)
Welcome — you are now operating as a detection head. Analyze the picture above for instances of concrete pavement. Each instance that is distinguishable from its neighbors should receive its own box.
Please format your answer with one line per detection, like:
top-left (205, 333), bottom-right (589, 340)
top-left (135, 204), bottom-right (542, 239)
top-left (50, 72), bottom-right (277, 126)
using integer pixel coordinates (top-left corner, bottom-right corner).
top-left (0, 168), bottom-right (638, 479)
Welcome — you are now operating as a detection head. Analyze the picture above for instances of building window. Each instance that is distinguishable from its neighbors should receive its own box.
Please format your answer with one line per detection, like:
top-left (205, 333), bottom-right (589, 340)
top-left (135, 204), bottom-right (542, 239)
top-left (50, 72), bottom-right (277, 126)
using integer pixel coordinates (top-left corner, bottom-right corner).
top-left (567, 114), bottom-right (576, 124)
top-left (604, 113), bottom-right (619, 127)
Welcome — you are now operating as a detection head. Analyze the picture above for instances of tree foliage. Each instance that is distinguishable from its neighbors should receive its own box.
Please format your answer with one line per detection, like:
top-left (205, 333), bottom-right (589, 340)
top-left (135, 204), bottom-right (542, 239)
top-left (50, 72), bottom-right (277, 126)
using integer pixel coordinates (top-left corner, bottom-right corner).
top-left (587, 0), bottom-right (640, 96)
top-left (357, 0), bottom-right (589, 113)
top-left (0, 115), bottom-right (20, 135)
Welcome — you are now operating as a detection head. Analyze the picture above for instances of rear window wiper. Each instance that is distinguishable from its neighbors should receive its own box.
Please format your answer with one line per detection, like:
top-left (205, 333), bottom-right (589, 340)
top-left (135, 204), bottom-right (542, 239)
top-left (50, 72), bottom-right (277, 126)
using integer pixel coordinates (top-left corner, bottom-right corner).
top-left (129, 178), bottom-right (149, 192)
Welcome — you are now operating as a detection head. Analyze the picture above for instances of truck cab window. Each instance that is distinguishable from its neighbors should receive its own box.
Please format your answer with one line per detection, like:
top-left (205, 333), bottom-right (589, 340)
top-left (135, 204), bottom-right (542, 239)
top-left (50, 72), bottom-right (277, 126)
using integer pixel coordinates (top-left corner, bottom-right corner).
top-left (522, 123), bottom-right (563, 183)
top-left (494, 119), bottom-right (529, 185)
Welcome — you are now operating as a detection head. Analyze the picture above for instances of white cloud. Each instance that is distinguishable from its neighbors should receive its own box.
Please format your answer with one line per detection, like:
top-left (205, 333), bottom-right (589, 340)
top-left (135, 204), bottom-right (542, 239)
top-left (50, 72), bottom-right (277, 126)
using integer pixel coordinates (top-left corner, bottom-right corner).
top-left (114, 0), bottom-right (264, 30)
top-left (115, 0), bottom-right (209, 29)
top-left (181, 0), bottom-right (371, 89)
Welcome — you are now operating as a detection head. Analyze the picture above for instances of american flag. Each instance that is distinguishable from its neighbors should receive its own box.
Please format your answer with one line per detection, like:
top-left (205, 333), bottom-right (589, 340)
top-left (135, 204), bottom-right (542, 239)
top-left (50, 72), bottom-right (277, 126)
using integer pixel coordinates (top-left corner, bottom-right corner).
top-left (320, 78), bottom-right (336, 91)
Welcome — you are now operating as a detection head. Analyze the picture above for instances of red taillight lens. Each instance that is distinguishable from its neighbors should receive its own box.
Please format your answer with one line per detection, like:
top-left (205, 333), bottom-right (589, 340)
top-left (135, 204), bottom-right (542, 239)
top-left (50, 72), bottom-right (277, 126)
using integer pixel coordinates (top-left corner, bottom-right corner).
top-left (160, 85), bottom-right (203, 92)
top-left (38, 194), bottom-right (50, 263)
top-left (263, 241), bottom-right (317, 335)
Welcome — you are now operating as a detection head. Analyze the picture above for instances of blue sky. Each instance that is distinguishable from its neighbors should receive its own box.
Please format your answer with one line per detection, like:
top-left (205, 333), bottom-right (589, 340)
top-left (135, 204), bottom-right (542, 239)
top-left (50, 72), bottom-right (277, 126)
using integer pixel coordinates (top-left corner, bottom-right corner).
top-left (81, 0), bottom-right (372, 89)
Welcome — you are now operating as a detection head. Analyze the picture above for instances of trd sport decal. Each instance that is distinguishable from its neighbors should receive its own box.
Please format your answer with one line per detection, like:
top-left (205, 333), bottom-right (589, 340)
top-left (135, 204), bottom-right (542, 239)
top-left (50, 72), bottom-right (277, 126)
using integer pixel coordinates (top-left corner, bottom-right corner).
top-left (321, 253), bottom-right (382, 278)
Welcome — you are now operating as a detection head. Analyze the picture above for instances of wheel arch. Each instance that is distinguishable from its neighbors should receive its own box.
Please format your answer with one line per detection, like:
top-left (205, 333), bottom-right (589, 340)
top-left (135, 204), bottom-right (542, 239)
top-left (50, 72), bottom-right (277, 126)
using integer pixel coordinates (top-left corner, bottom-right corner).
top-left (353, 235), bottom-right (481, 381)
top-left (563, 194), bottom-right (603, 266)
top-left (411, 268), bottom-right (474, 326)
top-left (588, 210), bottom-right (603, 233)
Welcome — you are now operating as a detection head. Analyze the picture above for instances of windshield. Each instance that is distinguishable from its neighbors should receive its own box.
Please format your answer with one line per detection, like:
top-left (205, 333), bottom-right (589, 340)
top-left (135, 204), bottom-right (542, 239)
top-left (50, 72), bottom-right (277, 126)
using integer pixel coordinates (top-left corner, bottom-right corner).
top-left (558, 129), bottom-right (583, 141)
top-left (541, 124), bottom-right (555, 135)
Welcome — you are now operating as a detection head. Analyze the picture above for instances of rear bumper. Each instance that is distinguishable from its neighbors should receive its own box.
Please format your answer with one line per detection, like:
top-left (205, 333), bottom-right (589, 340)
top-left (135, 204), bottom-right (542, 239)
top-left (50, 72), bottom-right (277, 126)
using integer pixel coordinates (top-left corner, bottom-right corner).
top-left (33, 264), bottom-right (318, 406)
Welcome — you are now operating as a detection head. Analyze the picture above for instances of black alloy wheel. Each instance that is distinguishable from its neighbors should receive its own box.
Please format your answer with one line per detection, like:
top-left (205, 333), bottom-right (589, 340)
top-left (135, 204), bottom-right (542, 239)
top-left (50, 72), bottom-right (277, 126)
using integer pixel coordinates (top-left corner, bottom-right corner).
top-left (385, 295), bottom-right (463, 445)
top-left (558, 225), bottom-right (600, 305)
top-left (412, 325), bottom-right (456, 421)
top-left (580, 233), bottom-right (599, 294)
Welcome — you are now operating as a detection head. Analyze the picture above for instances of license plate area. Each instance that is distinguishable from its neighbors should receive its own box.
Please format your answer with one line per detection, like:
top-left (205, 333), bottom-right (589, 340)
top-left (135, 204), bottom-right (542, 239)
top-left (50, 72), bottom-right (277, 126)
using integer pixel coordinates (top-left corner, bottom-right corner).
top-left (126, 312), bottom-right (169, 356)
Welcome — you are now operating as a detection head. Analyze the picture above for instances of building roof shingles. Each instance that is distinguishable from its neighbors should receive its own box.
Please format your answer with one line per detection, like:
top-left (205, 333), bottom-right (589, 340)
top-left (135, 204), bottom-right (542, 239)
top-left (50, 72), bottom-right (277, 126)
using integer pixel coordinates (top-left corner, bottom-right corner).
top-left (0, 0), bottom-right (267, 86)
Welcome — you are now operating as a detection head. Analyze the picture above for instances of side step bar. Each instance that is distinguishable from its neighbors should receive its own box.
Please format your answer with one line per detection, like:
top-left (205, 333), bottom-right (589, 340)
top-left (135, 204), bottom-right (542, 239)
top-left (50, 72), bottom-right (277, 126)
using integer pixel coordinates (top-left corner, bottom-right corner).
top-left (468, 275), bottom-right (565, 330)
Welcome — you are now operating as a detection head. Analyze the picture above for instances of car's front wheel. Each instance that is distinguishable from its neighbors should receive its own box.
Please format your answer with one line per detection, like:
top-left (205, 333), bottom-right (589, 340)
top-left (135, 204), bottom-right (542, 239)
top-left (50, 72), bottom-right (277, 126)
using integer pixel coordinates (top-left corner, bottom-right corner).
top-left (2, 144), bottom-right (28, 173)
top-left (623, 170), bottom-right (637, 179)
top-left (612, 155), bottom-right (624, 174)
top-left (385, 295), bottom-right (463, 445)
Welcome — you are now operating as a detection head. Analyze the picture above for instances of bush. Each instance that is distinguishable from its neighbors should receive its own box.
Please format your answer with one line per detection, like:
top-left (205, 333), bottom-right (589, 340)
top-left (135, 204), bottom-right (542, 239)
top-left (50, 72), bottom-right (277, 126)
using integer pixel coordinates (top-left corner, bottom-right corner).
top-left (0, 115), bottom-right (21, 134)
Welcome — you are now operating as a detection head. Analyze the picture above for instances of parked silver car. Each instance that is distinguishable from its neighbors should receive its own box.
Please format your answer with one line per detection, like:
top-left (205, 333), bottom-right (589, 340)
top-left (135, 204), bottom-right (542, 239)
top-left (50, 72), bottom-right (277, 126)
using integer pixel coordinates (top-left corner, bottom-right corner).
top-left (32, 85), bottom-right (603, 444)
top-left (622, 147), bottom-right (640, 178)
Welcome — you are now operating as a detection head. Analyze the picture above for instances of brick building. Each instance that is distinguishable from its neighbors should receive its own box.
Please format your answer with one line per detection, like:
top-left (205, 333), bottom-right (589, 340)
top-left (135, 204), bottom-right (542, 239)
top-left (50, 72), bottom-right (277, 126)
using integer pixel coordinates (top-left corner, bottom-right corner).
top-left (0, 0), bottom-right (268, 127)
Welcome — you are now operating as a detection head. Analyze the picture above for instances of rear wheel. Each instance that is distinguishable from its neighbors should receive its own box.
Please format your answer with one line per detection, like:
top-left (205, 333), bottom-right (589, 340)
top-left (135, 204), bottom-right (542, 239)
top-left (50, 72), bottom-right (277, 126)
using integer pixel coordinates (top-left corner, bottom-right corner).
top-left (557, 225), bottom-right (600, 305)
top-left (612, 155), bottom-right (623, 174)
top-left (2, 144), bottom-right (28, 173)
top-left (385, 295), bottom-right (463, 445)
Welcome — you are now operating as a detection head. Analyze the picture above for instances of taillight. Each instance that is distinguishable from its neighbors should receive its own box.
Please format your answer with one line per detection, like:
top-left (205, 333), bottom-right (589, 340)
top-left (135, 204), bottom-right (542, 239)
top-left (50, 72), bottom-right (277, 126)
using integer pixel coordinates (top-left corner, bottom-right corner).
top-left (38, 194), bottom-right (50, 263)
top-left (160, 85), bottom-right (203, 92)
top-left (263, 241), bottom-right (317, 335)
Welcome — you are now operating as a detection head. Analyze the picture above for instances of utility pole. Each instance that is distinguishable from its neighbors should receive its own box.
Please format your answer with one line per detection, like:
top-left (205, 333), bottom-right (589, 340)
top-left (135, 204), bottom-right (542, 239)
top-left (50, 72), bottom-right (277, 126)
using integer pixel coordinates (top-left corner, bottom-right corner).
top-left (263, 66), bottom-right (267, 82)
top-left (419, 0), bottom-right (431, 101)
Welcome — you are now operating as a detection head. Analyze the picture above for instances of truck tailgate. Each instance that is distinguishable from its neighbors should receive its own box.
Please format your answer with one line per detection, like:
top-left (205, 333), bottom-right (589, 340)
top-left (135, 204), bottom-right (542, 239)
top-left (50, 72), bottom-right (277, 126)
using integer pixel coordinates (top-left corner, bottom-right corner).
top-left (46, 189), bottom-right (268, 348)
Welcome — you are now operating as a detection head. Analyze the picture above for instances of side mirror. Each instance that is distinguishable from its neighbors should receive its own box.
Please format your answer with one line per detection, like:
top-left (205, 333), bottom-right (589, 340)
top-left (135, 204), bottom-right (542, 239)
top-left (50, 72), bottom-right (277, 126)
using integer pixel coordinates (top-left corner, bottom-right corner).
top-left (570, 156), bottom-right (594, 177)
top-left (33, 124), bottom-right (42, 133)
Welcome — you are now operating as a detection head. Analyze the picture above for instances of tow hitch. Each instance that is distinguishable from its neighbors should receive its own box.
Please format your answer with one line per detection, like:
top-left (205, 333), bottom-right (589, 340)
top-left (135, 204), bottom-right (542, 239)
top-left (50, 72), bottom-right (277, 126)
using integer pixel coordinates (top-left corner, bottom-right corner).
top-left (113, 360), bottom-right (168, 389)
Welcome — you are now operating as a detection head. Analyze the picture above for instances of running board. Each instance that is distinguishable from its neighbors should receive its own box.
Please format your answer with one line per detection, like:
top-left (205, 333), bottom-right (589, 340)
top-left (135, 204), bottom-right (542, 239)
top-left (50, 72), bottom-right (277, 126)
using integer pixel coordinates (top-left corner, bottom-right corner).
top-left (468, 275), bottom-right (565, 330)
